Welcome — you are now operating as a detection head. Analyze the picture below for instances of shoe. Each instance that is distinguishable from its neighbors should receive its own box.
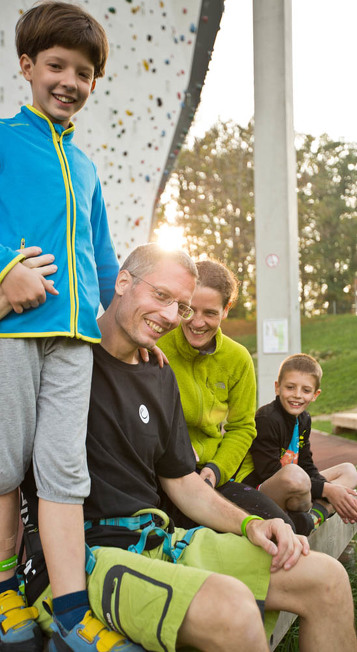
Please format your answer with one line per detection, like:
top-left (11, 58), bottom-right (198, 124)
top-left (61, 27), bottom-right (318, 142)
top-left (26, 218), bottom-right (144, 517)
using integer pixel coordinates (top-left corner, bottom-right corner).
top-left (0, 589), bottom-right (43, 651)
top-left (49, 610), bottom-right (144, 651)
top-left (287, 510), bottom-right (315, 536)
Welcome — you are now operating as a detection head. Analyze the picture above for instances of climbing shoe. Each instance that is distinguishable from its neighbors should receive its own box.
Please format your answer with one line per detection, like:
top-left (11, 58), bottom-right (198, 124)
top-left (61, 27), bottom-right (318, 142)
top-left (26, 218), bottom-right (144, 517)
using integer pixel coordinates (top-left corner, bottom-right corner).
top-left (0, 589), bottom-right (43, 651)
top-left (49, 609), bottom-right (144, 651)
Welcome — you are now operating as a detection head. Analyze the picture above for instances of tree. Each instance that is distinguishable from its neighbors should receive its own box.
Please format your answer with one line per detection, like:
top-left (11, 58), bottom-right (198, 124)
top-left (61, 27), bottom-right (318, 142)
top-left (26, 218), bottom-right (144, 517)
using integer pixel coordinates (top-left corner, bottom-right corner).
top-left (155, 122), bottom-right (357, 316)
top-left (297, 134), bottom-right (357, 315)
top-left (156, 121), bottom-right (256, 317)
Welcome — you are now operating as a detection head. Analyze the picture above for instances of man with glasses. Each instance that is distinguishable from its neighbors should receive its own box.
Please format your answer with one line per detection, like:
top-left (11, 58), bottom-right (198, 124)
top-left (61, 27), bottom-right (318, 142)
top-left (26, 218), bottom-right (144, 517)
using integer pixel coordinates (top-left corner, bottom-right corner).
top-left (20, 243), bottom-right (357, 652)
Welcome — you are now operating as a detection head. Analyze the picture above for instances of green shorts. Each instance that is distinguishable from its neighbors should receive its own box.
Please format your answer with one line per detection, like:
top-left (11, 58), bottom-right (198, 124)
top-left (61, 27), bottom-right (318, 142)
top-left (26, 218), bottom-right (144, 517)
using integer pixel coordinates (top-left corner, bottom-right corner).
top-left (34, 527), bottom-right (277, 651)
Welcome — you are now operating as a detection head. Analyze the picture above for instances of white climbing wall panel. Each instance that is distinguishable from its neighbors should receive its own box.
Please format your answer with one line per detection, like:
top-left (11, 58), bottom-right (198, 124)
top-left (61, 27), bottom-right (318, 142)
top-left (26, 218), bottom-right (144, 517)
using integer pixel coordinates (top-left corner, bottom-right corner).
top-left (0, 0), bottom-right (204, 261)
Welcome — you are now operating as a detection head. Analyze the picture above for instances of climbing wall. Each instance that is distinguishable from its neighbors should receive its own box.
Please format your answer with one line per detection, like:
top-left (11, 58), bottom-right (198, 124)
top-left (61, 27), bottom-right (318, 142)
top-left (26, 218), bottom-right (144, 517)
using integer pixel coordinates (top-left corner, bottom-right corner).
top-left (0, 0), bottom-right (223, 260)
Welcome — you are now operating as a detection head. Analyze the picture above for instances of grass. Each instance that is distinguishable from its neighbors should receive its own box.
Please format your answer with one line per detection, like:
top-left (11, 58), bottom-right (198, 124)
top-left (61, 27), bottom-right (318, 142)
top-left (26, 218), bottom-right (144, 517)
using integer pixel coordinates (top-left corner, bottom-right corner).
top-left (226, 313), bottom-right (357, 416)
top-left (311, 420), bottom-right (333, 434)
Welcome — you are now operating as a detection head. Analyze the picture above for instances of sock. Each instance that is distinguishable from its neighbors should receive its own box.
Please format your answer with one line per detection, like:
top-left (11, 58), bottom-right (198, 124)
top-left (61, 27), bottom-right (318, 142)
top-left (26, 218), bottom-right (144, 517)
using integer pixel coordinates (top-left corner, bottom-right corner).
top-left (0, 575), bottom-right (19, 595)
top-left (53, 590), bottom-right (90, 632)
top-left (310, 502), bottom-right (330, 530)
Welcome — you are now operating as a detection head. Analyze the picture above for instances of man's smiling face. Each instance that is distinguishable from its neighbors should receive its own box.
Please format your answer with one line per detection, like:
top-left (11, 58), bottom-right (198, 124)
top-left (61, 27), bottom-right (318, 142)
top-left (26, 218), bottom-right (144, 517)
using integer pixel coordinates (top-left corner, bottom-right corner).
top-left (116, 260), bottom-right (196, 352)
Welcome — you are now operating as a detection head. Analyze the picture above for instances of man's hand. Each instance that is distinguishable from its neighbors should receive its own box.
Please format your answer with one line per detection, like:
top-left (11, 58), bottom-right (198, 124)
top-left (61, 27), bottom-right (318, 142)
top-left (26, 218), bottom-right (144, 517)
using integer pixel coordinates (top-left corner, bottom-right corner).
top-left (138, 345), bottom-right (169, 368)
top-left (160, 472), bottom-right (309, 572)
top-left (0, 247), bottom-right (58, 318)
top-left (21, 246), bottom-right (58, 277)
top-left (200, 467), bottom-right (216, 488)
top-left (322, 483), bottom-right (357, 523)
top-left (245, 517), bottom-right (310, 572)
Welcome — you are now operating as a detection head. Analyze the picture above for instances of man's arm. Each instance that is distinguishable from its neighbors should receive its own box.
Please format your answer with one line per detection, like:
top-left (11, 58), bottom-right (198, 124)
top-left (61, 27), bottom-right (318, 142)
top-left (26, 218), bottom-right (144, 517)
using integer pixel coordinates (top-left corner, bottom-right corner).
top-left (159, 472), bottom-right (309, 572)
top-left (0, 247), bottom-right (58, 318)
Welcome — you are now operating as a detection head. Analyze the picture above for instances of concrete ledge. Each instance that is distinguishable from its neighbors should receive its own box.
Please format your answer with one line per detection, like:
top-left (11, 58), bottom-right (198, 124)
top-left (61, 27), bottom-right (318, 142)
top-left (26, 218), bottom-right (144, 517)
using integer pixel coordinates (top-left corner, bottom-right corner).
top-left (269, 514), bottom-right (357, 650)
top-left (331, 412), bottom-right (357, 434)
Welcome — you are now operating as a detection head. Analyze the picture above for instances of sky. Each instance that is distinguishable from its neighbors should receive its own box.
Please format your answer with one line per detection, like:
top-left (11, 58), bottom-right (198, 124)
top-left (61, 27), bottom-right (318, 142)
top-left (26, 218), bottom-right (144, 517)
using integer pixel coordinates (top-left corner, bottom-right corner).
top-left (191, 0), bottom-right (357, 143)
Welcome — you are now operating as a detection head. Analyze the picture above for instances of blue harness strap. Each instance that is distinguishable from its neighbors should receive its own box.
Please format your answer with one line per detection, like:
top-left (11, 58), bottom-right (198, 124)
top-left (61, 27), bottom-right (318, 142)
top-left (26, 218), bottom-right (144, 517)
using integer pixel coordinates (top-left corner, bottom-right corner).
top-left (127, 523), bottom-right (202, 563)
top-left (84, 508), bottom-right (203, 566)
top-left (85, 544), bottom-right (97, 575)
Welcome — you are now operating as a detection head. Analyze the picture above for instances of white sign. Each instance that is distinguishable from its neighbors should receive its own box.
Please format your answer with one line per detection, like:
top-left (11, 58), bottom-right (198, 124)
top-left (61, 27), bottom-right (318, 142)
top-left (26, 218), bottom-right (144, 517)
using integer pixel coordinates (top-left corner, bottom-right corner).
top-left (263, 319), bottom-right (288, 353)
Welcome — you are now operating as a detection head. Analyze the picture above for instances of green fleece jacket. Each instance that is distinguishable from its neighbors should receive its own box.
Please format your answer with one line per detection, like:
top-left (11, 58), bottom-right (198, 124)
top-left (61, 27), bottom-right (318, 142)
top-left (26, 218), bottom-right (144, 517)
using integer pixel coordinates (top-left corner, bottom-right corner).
top-left (159, 325), bottom-right (257, 486)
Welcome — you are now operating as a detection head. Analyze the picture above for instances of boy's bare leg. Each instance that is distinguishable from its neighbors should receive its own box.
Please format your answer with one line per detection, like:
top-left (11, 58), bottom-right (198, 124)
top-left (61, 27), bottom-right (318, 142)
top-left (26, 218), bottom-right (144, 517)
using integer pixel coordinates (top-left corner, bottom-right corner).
top-left (266, 550), bottom-right (357, 651)
top-left (177, 573), bottom-right (269, 652)
top-left (322, 462), bottom-right (357, 487)
top-left (0, 490), bottom-right (18, 581)
top-left (315, 463), bottom-right (357, 518)
top-left (260, 465), bottom-right (312, 512)
top-left (38, 499), bottom-right (86, 597)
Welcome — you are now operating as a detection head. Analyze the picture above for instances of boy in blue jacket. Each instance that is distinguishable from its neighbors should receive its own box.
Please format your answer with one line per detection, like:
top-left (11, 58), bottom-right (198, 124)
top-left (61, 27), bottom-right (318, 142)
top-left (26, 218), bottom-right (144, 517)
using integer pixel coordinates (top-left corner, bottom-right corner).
top-left (0, 3), bottom-right (139, 650)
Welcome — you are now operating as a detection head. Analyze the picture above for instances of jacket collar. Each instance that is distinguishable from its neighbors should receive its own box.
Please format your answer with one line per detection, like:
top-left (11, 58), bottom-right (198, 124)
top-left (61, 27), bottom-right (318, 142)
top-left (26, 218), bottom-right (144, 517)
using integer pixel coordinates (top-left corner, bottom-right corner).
top-left (173, 324), bottom-right (224, 360)
top-left (275, 395), bottom-right (300, 427)
top-left (21, 105), bottom-right (75, 142)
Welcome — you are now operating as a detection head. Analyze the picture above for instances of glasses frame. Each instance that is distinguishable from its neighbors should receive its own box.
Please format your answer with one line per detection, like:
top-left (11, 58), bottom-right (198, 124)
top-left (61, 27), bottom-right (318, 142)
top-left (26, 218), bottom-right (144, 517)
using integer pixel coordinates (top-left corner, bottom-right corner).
top-left (129, 272), bottom-right (194, 320)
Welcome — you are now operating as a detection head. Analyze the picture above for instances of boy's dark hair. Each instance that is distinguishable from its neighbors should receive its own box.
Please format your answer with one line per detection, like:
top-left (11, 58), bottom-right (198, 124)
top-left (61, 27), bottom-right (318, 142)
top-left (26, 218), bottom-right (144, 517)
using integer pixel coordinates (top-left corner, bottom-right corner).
top-left (15, 1), bottom-right (108, 79)
top-left (196, 259), bottom-right (239, 309)
top-left (278, 353), bottom-right (323, 390)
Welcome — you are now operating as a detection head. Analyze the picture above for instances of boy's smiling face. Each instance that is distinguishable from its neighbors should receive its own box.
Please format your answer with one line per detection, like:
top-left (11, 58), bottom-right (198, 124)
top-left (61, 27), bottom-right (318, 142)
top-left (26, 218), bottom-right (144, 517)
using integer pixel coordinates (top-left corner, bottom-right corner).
top-left (275, 370), bottom-right (321, 416)
top-left (20, 46), bottom-right (96, 128)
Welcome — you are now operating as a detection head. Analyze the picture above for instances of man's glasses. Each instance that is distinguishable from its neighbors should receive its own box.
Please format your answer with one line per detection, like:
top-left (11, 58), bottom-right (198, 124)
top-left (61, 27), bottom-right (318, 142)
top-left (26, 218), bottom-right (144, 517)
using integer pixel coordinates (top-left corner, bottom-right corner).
top-left (129, 273), bottom-right (194, 320)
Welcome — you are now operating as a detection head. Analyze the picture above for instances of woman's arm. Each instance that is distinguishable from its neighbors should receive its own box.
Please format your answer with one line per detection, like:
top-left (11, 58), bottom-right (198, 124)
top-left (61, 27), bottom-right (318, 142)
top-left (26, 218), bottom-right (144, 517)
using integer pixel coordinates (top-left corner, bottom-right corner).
top-left (206, 352), bottom-right (257, 485)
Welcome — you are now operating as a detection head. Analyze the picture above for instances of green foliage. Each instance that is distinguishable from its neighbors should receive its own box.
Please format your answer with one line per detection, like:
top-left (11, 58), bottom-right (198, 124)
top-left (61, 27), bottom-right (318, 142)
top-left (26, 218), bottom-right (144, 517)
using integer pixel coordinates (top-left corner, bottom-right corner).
top-left (155, 121), bottom-right (357, 316)
top-left (156, 120), bottom-right (256, 317)
top-left (297, 135), bottom-right (357, 315)
top-left (232, 314), bottom-right (357, 415)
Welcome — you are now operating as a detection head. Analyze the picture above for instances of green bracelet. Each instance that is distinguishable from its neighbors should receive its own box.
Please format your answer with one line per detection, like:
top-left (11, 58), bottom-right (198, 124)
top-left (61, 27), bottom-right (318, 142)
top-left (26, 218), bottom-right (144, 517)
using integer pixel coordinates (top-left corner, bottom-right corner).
top-left (241, 515), bottom-right (264, 538)
top-left (0, 554), bottom-right (18, 573)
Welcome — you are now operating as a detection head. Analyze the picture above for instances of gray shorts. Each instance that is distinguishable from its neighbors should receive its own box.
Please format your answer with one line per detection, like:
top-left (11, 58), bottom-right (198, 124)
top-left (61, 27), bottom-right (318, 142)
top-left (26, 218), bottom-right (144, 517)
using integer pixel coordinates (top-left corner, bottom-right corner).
top-left (0, 337), bottom-right (92, 503)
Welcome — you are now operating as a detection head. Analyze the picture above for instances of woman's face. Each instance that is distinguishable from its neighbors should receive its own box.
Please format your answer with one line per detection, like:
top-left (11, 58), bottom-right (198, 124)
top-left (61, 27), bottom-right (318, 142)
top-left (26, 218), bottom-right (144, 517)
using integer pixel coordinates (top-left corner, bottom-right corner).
top-left (181, 285), bottom-right (229, 351)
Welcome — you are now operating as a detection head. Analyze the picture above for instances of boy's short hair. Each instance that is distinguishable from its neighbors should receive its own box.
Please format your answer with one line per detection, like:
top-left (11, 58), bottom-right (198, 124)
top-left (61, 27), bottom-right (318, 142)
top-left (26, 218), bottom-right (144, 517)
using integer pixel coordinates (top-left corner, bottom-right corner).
top-left (278, 353), bottom-right (323, 390)
top-left (121, 243), bottom-right (198, 281)
top-left (15, 1), bottom-right (108, 79)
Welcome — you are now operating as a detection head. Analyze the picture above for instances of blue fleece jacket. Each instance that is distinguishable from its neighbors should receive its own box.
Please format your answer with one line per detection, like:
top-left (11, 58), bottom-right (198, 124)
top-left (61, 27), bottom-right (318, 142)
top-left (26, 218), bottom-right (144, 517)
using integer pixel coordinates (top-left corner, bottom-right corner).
top-left (0, 106), bottom-right (119, 341)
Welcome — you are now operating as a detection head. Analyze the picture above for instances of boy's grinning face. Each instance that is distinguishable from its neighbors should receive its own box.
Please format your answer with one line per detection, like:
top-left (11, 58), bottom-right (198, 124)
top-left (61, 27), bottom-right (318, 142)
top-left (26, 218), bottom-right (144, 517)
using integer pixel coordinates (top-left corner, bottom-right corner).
top-left (20, 46), bottom-right (96, 128)
top-left (275, 370), bottom-right (320, 416)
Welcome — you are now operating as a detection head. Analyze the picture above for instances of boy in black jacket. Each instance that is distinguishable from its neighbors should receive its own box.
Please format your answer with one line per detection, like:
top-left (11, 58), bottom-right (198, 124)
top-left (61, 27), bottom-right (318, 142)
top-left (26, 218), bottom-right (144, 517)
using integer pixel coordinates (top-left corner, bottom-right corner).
top-left (240, 354), bottom-right (357, 534)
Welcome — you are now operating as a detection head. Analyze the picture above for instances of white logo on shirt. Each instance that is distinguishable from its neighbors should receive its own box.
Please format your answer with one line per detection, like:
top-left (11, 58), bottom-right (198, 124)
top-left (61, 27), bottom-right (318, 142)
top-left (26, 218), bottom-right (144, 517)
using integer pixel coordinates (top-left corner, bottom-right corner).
top-left (139, 404), bottom-right (149, 424)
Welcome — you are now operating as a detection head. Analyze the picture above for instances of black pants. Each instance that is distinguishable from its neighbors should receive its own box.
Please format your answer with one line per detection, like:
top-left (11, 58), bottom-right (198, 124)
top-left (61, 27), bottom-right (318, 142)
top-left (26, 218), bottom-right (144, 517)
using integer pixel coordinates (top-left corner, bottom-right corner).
top-left (159, 476), bottom-right (296, 532)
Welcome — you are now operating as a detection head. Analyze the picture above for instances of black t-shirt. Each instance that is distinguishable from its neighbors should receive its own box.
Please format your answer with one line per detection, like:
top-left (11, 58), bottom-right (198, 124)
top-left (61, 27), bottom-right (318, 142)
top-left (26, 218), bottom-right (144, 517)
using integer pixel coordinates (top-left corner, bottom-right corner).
top-left (84, 344), bottom-right (196, 519)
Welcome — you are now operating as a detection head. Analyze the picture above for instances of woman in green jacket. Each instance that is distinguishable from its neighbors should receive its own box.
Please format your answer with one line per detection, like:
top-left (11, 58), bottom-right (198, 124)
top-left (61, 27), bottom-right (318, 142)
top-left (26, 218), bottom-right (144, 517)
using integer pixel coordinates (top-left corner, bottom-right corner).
top-left (159, 258), bottom-right (295, 528)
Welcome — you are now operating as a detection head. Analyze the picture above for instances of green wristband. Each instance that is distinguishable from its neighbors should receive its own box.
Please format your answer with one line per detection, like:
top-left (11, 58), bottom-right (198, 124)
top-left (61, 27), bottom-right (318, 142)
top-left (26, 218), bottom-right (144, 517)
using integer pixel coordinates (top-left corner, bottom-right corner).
top-left (0, 554), bottom-right (18, 573)
top-left (241, 515), bottom-right (264, 538)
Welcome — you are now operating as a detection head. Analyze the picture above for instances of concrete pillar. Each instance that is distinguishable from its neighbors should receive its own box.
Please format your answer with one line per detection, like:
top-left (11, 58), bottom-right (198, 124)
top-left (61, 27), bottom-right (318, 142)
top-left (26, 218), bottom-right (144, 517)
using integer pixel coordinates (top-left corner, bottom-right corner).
top-left (253, 0), bottom-right (301, 406)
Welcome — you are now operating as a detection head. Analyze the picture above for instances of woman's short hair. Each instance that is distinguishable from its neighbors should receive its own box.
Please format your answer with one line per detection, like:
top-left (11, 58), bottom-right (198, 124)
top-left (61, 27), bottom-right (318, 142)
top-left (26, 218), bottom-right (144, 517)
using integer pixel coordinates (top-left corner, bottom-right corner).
top-left (196, 259), bottom-right (239, 308)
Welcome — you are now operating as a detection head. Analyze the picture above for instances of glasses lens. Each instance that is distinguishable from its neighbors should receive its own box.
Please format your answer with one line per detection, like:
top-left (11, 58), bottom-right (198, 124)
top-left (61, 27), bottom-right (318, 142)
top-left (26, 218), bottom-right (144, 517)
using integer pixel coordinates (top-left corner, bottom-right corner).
top-left (178, 305), bottom-right (194, 320)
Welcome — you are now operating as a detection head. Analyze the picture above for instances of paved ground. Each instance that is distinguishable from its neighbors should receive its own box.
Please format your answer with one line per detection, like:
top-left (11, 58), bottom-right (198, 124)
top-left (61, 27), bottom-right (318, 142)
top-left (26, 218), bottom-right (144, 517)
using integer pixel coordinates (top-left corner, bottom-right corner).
top-left (311, 429), bottom-right (357, 470)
